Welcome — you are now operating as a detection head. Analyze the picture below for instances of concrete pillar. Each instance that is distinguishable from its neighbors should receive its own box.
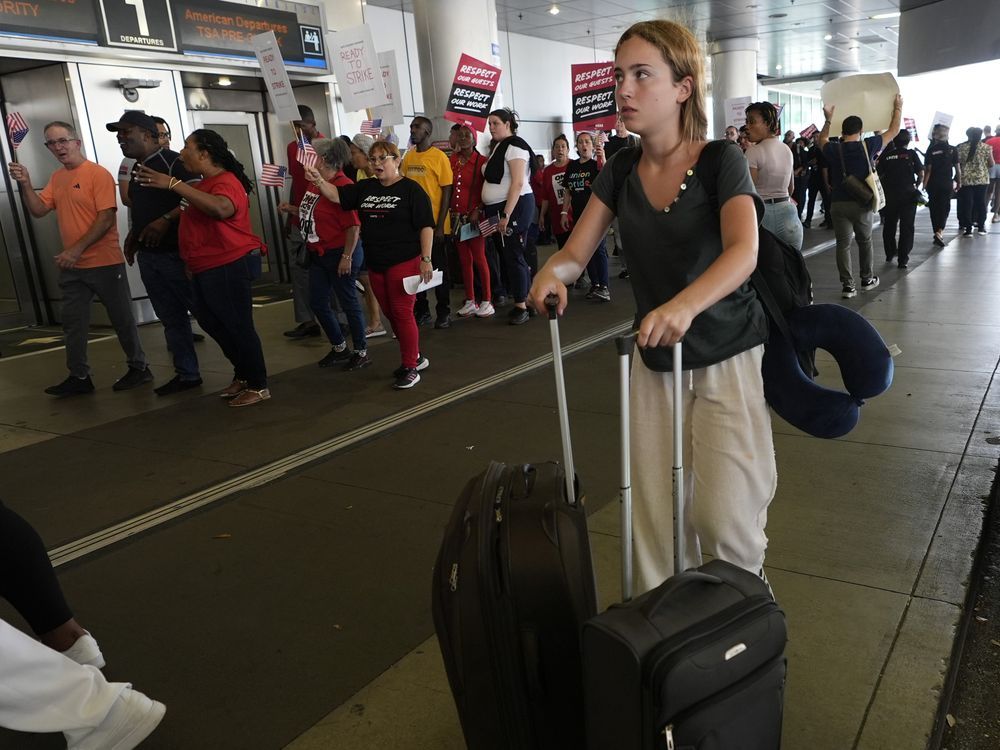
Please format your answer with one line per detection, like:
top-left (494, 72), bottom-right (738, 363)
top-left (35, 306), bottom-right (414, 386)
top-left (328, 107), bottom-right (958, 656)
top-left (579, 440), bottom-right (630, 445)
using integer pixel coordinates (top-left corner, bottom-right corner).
top-left (411, 0), bottom-right (501, 142)
top-left (709, 37), bottom-right (758, 139)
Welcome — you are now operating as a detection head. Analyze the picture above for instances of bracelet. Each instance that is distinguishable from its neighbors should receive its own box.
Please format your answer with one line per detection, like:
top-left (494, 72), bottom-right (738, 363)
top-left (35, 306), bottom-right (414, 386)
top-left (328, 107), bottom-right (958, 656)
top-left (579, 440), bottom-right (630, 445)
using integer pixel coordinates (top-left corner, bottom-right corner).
top-left (161, 213), bottom-right (174, 223)
top-left (313, 179), bottom-right (324, 186)
top-left (420, 256), bottom-right (432, 262)
top-left (341, 254), bottom-right (352, 261)
top-left (167, 177), bottom-right (180, 191)
top-left (560, 211), bottom-right (569, 215)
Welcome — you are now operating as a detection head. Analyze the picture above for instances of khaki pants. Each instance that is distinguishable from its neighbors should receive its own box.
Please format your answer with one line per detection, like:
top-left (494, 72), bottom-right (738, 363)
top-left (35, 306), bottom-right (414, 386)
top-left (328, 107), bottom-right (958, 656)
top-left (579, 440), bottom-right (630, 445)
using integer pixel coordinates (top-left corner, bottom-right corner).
top-left (630, 345), bottom-right (777, 595)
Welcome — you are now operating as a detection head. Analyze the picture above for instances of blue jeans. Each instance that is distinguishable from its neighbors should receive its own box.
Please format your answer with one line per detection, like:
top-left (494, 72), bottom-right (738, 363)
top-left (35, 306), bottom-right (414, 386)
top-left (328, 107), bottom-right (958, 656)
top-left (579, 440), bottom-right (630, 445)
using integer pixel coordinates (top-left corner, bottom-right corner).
top-left (191, 255), bottom-right (267, 389)
top-left (484, 193), bottom-right (534, 303)
top-left (761, 200), bottom-right (804, 252)
top-left (138, 251), bottom-right (199, 380)
top-left (586, 237), bottom-right (609, 286)
top-left (309, 247), bottom-right (367, 351)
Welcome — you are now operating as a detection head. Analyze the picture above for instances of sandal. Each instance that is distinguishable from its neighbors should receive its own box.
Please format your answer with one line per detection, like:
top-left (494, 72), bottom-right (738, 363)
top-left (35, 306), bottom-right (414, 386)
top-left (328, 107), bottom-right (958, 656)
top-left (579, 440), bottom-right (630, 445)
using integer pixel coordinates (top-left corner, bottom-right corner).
top-left (366, 327), bottom-right (387, 338)
top-left (219, 379), bottom-right (248, 399)
top-left (228, 388), bottom-right (271, 407)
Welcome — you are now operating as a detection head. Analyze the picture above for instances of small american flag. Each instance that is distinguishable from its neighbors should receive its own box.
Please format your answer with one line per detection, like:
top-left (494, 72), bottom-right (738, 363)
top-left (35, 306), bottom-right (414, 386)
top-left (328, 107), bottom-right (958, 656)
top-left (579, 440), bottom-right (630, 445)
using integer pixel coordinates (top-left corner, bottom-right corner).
top-left (296, 131), bottom-right (318, 169)
top-left (6, 112), bottom-right (28, 149)
top-left (260, 163), bottom-right (287, 187)
top-left (360, 118), bottom-right (382, 136)
top-left (479, 215), bottom-right (500, 237)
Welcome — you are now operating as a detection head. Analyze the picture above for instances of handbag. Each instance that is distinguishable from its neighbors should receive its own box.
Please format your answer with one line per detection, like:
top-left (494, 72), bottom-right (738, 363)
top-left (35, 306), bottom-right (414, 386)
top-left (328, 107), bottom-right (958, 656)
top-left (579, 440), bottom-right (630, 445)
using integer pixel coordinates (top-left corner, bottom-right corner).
top-left (837, 141), bottom-right (874, 208)
top-left (862, 139), bottom-right (886, 212)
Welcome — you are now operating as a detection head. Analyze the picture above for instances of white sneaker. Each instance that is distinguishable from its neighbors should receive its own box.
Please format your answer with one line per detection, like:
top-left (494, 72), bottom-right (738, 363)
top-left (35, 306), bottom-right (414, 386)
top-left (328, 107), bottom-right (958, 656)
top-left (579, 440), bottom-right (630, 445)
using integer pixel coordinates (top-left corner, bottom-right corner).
top-left (62, 632), bottom-right (106, 669)
top-left (65, 687), bottom-right (165, 750)
top-left (457, 299), bottom-right (478, 317)
top-left (475, 300), bottom-right (496, 317)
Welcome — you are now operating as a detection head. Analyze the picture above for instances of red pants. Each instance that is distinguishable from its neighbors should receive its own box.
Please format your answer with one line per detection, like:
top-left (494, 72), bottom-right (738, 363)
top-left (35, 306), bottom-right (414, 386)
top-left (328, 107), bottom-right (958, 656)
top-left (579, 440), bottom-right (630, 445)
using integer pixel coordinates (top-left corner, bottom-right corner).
top-left (368, 256), bottom-right (421, 369)
top-left (456, 235), bottom-right (491, 303)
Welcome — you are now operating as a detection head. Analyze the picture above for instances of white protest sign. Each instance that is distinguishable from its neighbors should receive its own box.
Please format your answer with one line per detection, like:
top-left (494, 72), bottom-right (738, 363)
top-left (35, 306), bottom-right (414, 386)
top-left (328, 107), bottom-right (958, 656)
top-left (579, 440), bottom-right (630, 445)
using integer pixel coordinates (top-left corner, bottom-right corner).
top-left (251, 32), bottom-right (300, 123)
top-left (371, 50), bottom-right (404, 127)
top-left (928, 111), bottom-right (954, 139)
top-left (328, 24), bottom-right (390, 112)
top-left (820, 73), bottom-right (900, 132)
top-left (725, 96), bottom-right (752, 129)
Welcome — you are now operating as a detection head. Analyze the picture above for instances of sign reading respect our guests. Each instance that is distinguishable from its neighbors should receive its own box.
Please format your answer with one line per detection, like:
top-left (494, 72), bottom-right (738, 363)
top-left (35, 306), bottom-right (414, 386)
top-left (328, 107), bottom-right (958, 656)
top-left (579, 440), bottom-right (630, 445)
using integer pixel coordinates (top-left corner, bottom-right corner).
top-left (571, 62), bottom-right (616, 133)
top-left (444, 53), bottom-right (501, 133)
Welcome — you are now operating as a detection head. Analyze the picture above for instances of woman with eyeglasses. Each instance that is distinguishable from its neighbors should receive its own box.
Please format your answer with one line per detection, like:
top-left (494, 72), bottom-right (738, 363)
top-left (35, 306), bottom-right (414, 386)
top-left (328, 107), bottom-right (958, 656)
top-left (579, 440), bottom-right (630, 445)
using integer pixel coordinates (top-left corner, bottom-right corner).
top-left (136, 129), bottom-right (269, 407)
top-left (305, 140), bottom-right (435, 390)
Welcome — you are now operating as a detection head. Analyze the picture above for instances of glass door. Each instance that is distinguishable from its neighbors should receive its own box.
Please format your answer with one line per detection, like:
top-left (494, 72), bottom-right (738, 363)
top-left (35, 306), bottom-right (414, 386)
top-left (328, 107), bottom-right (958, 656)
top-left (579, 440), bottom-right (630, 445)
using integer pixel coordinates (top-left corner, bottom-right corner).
top-left (189, 111), bottom-right (282, 283)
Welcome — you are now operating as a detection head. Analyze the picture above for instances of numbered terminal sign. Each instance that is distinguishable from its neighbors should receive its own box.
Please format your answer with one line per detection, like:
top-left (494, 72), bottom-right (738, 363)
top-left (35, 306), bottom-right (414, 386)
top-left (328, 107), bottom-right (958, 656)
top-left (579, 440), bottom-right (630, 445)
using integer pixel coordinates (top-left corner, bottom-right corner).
top-left (100, 0), bottom-right (177, 51)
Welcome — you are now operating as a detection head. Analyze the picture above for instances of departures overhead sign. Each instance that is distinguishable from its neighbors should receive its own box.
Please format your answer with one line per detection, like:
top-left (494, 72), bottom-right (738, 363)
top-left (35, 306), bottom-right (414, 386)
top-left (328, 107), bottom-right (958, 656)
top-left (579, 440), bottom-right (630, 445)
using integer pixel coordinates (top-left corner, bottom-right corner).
top-left (100, 0), bottom-right (177, 51)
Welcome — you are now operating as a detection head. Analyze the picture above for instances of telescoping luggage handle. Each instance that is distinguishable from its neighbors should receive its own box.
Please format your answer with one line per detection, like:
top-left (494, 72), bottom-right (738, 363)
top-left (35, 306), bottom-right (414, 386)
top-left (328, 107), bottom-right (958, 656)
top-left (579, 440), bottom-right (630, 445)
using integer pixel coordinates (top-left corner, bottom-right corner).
top-left (546, 295), bottom-right (577, 508)
top-left (617, 337), bottom-right (683, 602)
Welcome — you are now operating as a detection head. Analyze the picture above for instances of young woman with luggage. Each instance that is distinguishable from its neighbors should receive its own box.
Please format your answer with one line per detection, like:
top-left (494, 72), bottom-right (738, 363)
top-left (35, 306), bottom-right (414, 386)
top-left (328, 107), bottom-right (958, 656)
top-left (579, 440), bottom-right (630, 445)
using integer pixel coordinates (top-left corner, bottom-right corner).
top-left (529, 19), bottom-right (776, 596)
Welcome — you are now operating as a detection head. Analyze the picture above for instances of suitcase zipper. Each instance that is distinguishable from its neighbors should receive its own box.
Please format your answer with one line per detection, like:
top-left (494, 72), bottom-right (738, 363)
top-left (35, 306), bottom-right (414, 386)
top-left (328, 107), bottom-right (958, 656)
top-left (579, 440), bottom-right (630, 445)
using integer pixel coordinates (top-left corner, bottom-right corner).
top-left (664, 724), bottom-right (675, 750)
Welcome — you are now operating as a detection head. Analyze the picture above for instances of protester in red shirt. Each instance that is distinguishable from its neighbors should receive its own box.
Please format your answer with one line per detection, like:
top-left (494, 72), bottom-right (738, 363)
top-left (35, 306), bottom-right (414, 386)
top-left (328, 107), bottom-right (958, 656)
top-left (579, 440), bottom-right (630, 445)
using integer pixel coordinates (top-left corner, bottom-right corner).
top-left (986, 127), bottom-right (1000, 223)
top-left (539, 134), bottom-right (571, 247)
top-left (137, 129), bottom-right (269, 407)
top-left (449, 125), bottom-right (493, 318)
top-left (279, 138), bottom-right (369, 371)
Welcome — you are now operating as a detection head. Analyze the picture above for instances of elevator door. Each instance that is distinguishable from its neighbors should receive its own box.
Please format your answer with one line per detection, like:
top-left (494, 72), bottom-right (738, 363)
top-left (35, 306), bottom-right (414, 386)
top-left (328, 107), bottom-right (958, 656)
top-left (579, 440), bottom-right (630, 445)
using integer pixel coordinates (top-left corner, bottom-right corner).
top-left (189, 112), bottom-right (280, 283)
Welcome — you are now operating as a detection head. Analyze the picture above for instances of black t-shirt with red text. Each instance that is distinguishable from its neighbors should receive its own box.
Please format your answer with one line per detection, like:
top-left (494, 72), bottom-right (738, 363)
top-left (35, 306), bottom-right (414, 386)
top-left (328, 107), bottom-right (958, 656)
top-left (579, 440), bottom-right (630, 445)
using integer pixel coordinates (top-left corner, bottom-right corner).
top-left (337, 177), bottom-right (434, 272)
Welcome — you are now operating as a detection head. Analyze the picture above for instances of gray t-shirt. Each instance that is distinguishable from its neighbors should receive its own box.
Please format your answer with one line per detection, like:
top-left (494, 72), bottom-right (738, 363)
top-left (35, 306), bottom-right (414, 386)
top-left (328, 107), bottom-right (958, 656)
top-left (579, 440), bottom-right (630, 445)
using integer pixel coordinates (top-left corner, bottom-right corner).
top-left (591, 141), bottom-right (767, 371)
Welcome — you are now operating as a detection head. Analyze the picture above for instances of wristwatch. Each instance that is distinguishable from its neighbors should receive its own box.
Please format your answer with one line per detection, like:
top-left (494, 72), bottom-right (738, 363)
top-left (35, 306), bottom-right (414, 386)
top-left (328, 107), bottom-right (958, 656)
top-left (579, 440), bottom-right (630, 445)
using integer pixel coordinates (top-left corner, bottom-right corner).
top-left (499, 211), bottom-right (508, 219)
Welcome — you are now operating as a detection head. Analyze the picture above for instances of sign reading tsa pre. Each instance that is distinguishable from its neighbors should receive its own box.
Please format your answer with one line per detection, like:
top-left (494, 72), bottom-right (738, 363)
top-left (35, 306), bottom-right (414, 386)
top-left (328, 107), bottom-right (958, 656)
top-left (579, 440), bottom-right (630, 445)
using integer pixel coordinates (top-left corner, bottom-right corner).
top-left (328, 24), bottom-right (389, 112)
top-left (371, 50), bottom-right (404, 127)
top-left (252, 31), bottom-right (300, 123)
top-left (571, 62), bottom-right (616, 133)
top-left (444, 53), bottom-right (501, 133)
top-left (100, 0), bottom-right (176, 51)
top-left (175, 0), bottom-right (303, 62)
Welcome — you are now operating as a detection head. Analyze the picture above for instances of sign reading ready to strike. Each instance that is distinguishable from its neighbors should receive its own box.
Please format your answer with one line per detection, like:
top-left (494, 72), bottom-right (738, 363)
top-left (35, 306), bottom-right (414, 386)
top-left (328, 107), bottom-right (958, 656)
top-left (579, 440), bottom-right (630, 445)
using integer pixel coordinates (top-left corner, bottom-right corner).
top-left (571, 62), bottom-right (616, 133)
top-left (252, 31), bottom-right (300, 123)
top-left (329, 23), bottom-right (389, 112)
top-left (444, 53), bottom-right (501, 132)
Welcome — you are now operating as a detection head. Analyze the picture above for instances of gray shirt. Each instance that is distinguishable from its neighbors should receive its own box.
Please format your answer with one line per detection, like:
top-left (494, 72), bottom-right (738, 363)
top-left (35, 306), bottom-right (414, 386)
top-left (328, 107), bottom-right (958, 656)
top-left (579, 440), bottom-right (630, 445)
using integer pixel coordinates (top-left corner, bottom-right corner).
top-left (591, 141), bottom-right (767, 371)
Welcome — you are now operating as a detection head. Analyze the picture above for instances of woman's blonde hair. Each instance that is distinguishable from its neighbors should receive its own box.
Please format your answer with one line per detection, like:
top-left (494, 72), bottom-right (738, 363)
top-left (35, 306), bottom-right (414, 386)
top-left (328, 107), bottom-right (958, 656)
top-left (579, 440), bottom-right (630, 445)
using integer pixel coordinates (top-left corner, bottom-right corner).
top-left (369, 140), bottom-right (401, 160)
top-left (615, 20), bottom-right (708, 142)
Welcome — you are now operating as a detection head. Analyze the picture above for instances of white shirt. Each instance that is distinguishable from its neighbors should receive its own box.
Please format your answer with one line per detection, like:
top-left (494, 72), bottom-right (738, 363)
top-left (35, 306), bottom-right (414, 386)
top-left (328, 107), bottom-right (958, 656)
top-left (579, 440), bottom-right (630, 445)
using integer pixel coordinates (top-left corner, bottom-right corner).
top-left (481, 144), bottom-right (533, 206)
top-left (745, 137), bottom-right (793, 200)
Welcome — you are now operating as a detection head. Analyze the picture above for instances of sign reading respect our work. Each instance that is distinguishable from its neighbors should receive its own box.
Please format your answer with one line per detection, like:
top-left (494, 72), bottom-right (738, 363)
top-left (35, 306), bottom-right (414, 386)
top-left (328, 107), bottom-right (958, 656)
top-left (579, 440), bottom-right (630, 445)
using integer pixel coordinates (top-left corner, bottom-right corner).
top-left (252, 31), bottom-right (300, 123)
top-left (444, 53), bottom-right (501, 132)
top-left (571, 62), bottom-right (616, 133)
top-left (328, 23), bottom-right (389, 112)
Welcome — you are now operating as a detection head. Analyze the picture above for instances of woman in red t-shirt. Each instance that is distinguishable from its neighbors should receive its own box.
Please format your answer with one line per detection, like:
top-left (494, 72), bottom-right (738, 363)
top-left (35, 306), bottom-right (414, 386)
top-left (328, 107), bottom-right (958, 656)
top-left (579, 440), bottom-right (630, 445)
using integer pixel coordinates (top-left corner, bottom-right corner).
top-left (136, 129), bottom-right (268, 407)
top-left (449, 125), bottom-right (493, 318)
top-left (279, 138), bottom-right (368, 371)
top-left (539, 134), bottom-right (572, 248)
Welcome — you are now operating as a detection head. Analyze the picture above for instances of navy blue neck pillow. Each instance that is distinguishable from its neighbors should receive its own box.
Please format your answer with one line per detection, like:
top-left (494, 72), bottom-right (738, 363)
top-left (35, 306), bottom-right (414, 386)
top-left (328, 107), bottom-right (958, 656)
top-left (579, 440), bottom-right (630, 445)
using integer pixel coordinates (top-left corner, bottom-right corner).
top-left (762, 303), bottom-right (893, 439)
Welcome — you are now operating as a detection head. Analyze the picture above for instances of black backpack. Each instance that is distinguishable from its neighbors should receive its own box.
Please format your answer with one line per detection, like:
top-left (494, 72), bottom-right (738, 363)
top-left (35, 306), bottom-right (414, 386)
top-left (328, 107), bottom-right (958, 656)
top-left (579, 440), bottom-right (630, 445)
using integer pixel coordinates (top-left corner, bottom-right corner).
top-left (608, 141), bottom-right (817, 376)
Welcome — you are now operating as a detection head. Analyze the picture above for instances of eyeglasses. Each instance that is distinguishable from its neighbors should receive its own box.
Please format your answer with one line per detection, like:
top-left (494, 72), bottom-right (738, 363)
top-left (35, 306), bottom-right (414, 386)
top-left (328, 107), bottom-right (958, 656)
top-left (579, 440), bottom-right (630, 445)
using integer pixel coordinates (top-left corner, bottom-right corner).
top-left (367, 154), bottom-right (393, 164)
top-left (44, 138), bottom-right (78, 149)
top-left (158, 131), bottom-right (171, 140)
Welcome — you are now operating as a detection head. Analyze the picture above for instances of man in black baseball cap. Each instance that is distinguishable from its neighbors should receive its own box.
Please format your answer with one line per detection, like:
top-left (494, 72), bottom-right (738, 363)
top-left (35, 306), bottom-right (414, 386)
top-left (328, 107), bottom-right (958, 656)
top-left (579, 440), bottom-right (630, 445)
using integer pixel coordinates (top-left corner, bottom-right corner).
top-left (109, 110), bottom-right (203, 396)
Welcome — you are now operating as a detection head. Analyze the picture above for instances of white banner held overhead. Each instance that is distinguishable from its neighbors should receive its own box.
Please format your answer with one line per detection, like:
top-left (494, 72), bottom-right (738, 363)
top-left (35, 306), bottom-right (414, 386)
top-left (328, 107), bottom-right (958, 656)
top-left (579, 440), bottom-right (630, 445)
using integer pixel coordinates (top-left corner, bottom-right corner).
top-left (820, 73), bottom-right (900, 133)
top-left (328, 24), bottom-right (390, 112)
top-left (371, 50), bottom-right (404, 127)
top-left (251, 32), bottom-right (300, 123)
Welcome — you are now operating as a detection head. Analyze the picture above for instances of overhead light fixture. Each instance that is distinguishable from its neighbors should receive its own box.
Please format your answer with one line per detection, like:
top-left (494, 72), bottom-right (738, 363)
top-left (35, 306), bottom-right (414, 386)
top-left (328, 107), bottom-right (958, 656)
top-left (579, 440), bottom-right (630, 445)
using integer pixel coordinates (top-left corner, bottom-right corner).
top-left (775, 64), bottom-right (782, 70)
top-left (217, 76), bottom-right (232, 87)
top-left (549, 4), bottom-right (559, 14)
top-left (769, 12), bottom-right (787, 18)
top-left (824, 33), bottom-right (833, 41)
top-left (871, 11), bottom-right (900, 19)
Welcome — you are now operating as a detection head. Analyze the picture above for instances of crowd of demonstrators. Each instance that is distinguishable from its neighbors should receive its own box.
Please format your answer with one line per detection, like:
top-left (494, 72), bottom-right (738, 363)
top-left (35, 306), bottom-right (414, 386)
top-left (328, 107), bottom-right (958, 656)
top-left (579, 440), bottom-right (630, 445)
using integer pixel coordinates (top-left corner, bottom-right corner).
top-left (449, 124), bottom-right (494, 318)
top-left (987, 125), bottom-right (1000, 225)
top-left (109, 111), bottom-right (203, 396)
top-left (307, 140), bottom-right (435, 390)
top-left (532, 19), bottom-right (776, 594)
top-left (279, 138), bottom-right (369, 371)
top-left (482, 108), bottom-right (537, 326)
top-left (401, 116), bottom-right (453, 329)
top-left (876, 130), bottom-right (924, 269)
top-left (744, 101), bottom-right (802, 251)
top-left (956, 127), bottom-right (996, 237)
top-left (923, 123), bottom-right (961, 246)
top-left (562, 130), bottom-right (611, 301)
top-left (137, 129), bottom-right (270, 407)
top-left (816, 94), bottom-right (903, 298)
top-left (8, 121), bottom-right (152, 397)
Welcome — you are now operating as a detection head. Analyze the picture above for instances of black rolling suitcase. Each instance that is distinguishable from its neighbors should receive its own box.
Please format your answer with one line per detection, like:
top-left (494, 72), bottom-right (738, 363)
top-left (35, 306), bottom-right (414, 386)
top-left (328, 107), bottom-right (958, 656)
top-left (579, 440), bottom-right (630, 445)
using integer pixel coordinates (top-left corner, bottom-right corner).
top-left (583, 339), bottom-right (788, 750)
top-left (431, 302), bottom-right (597, 749)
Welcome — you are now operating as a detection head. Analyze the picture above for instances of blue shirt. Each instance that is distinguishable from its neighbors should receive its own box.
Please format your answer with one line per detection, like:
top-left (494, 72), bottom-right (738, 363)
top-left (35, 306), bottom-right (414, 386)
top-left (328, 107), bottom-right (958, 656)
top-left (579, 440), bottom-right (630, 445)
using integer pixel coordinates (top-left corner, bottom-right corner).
top-left (823, 134), bottom-right (883, 202)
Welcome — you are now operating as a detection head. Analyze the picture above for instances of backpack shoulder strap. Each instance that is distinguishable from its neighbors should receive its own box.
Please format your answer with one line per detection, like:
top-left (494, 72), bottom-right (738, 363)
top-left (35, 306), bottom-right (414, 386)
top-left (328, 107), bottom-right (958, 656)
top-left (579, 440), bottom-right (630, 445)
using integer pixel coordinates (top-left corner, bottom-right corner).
top-left (695, 139), bottom-right (731, 209)
top-left (609, 146), bottom-right (642, 210)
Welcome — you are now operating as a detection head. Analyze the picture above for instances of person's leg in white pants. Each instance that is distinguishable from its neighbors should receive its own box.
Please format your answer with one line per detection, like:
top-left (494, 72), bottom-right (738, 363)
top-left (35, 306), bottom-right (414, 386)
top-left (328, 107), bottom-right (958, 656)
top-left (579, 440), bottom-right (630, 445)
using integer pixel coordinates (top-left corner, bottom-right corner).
top-left (630, 346), bottom-right (777, 596)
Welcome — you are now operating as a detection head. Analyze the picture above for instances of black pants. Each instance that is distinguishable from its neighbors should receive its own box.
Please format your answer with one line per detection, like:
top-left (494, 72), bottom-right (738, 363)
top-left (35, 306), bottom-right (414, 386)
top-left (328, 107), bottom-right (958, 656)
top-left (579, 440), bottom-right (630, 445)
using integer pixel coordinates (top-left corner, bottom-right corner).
top-left (927, 185), bottom-right (952, 233)
top-left (882, 200), bottom-right (917, 265)
top-left (805, 175), bottom-right (829, 223)
top-left (957, 184), bottom-right (989, 231)
top-left (0, 501), bottom-right (72, 634)
top-left (414, 235), bottom-right (451, 319)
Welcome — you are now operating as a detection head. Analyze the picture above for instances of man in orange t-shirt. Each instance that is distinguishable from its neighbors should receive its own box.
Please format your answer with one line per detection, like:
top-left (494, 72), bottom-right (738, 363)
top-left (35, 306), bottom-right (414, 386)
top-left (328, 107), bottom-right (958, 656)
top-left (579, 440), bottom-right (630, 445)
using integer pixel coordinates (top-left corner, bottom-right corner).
top-left (8, 121), bottom-right (150, 397)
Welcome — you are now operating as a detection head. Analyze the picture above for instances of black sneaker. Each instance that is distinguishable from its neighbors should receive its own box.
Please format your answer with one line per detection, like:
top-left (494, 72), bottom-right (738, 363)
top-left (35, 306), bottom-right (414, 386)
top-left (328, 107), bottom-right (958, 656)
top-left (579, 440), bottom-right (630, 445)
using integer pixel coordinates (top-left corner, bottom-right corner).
top-left (841, 285), bottom-right (857, 299)
top-left (392, 355), bottom-right (429, 379)
top-left (434, 315), bottom-right (451, 329)
top-left (618, 269), bottom-right (630, 279)
top-left (415, 311), bottom-right (433, 326)
top-left (284, 322), bottom-right (321, 339)
top-left (392, 368), bottom-right (421, 389)
top-left (493, 294), bottom-right (507, 307)
top-left (319, 347), bottom-right (353, 368)
top-left (45, 375), bottom-right (94, 397)
top-left (860, 276), bottom-right (880, 292)
top-left (509, 308), bottom-right (530, 325)
top-left (112, 366), bottom-right (154, 391)
top-left (585, 285), bottom-right (598, 299)
top-left (592, 285), bottom-right (611, 302)
top-left (154, 375), bottom-right (203, 396)
top-left (343, 351), bottom-right (372, 371)
top-left (897, 263), bottom-right (908, 270)
top-left (933, 236), bottom-right (946, 247)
